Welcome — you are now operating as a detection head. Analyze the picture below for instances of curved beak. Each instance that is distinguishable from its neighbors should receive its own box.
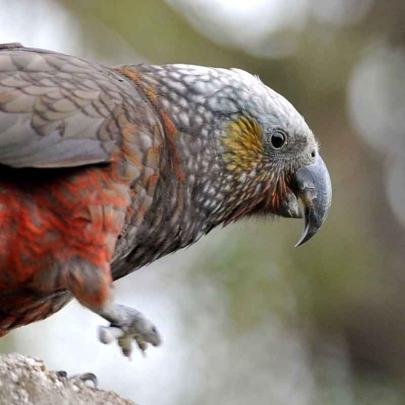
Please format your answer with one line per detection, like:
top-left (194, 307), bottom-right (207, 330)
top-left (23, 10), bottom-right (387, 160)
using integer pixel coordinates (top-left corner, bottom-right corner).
top-left (291, 155), bottom-right (332, 246)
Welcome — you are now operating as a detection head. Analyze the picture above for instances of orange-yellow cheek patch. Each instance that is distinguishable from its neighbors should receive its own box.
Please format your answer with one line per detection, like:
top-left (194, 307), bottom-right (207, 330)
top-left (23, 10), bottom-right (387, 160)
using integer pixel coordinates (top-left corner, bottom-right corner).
top-left (222, 117), bottom-right (264, 173)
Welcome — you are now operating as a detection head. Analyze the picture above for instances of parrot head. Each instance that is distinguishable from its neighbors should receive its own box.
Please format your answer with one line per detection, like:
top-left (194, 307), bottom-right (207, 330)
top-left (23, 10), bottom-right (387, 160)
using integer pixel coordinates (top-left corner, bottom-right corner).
top-left (135, 64), bottom-right (332, 246)
top-left (214, 67), bottom-right (332, 246)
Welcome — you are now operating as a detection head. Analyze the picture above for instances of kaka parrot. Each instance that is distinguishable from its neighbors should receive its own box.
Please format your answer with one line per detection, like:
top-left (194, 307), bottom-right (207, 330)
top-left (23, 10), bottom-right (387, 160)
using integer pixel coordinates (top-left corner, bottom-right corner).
top-left (0, 43), bottom-right (331, 357)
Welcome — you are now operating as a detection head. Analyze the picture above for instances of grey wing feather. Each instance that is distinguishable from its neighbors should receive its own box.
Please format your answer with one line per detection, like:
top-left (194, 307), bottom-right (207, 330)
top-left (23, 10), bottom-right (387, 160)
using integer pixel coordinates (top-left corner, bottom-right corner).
top-left (0, 46), bottom-right (133, 168)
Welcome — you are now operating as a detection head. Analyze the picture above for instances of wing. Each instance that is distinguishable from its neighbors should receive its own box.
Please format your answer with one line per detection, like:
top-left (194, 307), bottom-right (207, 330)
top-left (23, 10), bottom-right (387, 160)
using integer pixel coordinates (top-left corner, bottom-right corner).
top-left (0, 44), bottom-right (139, 168)
top-left (0, 45), bottom-right (168, 278)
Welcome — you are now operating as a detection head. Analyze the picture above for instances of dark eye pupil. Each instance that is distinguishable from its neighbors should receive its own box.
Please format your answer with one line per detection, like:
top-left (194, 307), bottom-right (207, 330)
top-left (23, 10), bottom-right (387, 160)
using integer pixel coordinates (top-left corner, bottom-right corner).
top-left (271, 132), bottom-right (285, 149)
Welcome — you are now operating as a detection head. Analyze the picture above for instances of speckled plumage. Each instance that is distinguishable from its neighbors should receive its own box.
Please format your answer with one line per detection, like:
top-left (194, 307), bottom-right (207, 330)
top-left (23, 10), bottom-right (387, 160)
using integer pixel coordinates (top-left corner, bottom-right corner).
top-left (0, 44), bottom-right (330, 354)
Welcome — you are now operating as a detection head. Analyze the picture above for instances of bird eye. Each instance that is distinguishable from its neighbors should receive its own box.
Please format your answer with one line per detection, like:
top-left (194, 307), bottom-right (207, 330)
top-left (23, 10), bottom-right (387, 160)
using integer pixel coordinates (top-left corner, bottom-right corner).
top-left (270, 130), bottom-right (286, 149)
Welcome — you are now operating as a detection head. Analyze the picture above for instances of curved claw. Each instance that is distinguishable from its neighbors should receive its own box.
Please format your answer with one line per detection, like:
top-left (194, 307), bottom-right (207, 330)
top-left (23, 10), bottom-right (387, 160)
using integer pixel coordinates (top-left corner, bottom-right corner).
top-left (78, 372), bottom-right (98, 388)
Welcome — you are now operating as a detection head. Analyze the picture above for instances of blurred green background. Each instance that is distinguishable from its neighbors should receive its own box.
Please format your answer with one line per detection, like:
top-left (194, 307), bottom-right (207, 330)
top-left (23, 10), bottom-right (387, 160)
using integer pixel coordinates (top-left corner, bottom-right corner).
top-left (1, 1), bottom-right (405, 404)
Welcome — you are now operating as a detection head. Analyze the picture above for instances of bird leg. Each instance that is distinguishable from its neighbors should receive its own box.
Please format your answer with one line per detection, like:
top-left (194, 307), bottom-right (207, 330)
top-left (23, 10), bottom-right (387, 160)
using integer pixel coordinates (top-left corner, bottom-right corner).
top-left (64, 259), bottom-right (161, 358)
top-left (97, 303), bottom-right (162, 358)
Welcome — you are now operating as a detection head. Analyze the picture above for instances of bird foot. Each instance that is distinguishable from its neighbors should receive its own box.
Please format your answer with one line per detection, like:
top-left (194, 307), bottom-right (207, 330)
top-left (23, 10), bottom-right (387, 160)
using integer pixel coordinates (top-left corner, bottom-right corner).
top-left (98, 305), bottom-right (161, 358)
top-left (56, 370), bottom-right (98, 387)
